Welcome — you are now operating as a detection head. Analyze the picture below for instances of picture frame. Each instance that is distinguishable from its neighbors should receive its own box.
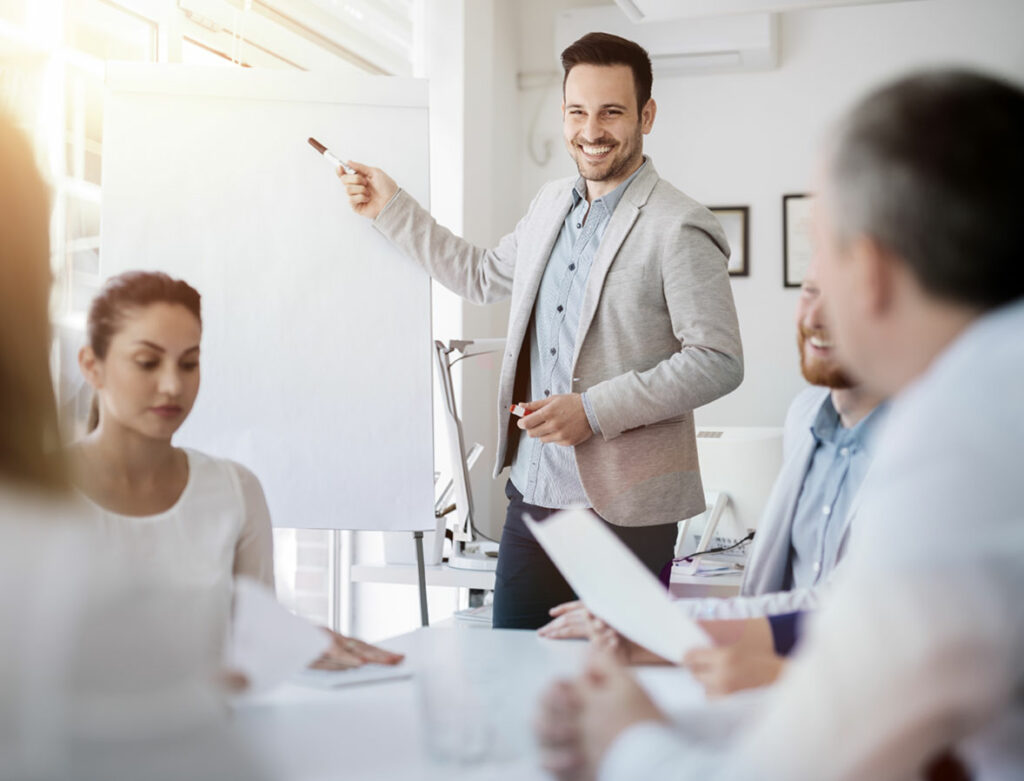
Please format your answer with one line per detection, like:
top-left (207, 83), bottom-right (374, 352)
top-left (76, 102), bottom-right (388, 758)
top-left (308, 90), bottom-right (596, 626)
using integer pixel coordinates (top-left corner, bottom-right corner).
top-left (783, 193), bottom-right (814, 288)
top-left (710, 205), bottom-right (749, 277)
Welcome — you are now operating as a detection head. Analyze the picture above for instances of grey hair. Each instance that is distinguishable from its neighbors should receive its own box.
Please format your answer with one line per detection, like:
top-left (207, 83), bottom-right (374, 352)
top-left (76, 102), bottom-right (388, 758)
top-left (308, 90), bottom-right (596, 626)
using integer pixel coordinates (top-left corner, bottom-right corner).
top-left (825, 68), bottom-right (1024, 310)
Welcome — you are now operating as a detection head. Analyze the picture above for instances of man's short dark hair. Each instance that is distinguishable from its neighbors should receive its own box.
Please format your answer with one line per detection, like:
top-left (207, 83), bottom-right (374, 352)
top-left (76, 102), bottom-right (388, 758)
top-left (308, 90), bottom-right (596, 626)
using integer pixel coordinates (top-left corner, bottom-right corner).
top-left (561, 32), bottom-right (653, 115)
top-left (829, 68), bottom-right (1024, 311)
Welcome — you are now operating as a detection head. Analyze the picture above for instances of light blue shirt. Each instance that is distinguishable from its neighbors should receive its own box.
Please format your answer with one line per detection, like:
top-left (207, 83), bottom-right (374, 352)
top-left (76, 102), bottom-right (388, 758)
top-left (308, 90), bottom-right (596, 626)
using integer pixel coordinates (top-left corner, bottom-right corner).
top-left (509, 162), bottom-right (646, 509)
top-left (786, 394), bottom-right (887, 589)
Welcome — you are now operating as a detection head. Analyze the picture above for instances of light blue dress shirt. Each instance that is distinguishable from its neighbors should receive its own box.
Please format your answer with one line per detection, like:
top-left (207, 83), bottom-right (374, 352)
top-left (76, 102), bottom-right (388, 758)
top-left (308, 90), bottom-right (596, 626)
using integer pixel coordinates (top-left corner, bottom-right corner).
top-left (786, 394), bottom-right (888, 589)
top-left (508, 162), bottom-right (646, 509)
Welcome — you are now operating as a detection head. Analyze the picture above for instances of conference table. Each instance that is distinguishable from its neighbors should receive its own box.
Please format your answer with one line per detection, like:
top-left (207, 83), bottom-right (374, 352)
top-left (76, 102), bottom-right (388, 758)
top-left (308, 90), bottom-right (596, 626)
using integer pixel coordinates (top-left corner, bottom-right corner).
top-left (232, 624), bottom-right (708, 781)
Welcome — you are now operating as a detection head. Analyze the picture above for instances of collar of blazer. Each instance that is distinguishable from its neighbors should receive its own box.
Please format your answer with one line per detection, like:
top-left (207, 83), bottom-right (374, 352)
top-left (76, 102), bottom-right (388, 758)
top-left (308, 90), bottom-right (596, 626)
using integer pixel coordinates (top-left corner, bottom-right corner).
top-left (741, 387), bottom-right (826, 595)
top-left (508, 159), bottom-right (661, 373)
top-left (742, 424), bottom-right (819, 594)
top-left (741, 388), bottom-right (878, 596)
top-left (571, 158), bottom-right (660, 368)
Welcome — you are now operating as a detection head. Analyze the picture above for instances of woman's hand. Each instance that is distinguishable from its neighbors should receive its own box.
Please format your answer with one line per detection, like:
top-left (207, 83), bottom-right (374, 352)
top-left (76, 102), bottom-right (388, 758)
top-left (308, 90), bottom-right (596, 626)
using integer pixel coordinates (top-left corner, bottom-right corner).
top-left (310, 630), bottom-right (404, 670)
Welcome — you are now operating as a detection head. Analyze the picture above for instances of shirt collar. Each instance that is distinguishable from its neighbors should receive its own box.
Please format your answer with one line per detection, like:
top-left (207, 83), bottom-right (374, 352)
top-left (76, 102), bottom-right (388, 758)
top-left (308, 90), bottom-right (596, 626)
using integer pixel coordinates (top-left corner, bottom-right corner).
top-left (572, 157), bottom-right (648, 212)
top-left (810, 393), bottom-right (889, 454)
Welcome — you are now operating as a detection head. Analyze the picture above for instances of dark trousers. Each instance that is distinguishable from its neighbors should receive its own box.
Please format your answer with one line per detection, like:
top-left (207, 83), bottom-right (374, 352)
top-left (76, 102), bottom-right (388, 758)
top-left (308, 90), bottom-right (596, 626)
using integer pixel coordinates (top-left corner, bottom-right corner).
top-left (491, 479), bottom-right (678, 630)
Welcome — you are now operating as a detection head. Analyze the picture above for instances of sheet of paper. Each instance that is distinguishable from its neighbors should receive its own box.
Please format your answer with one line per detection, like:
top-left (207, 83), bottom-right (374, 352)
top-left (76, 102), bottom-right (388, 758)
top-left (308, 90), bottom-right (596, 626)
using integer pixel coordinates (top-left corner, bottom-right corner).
top-left (293, 664), bottom-right (412, 689)
top-left (525, 510), bottom-right (710, 663)
top-left (226, 577), bottom-right (331, 695)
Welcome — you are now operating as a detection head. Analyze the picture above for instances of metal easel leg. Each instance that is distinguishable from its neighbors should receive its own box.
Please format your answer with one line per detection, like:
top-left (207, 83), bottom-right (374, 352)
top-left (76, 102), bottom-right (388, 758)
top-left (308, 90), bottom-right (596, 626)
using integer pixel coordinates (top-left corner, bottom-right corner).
top-left (413, 531), bottom-right (429, 627)
top-left (331, 529), bottom-right (341, 632)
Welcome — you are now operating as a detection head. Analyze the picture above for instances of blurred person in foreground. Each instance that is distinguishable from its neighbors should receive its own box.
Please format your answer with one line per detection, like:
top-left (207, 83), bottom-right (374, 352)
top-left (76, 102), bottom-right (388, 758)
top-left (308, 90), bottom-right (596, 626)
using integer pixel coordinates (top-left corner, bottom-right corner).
top-left (535, 68), bottom-right (1024, 781)
top-left (0, 113), bottom-right (264, 781)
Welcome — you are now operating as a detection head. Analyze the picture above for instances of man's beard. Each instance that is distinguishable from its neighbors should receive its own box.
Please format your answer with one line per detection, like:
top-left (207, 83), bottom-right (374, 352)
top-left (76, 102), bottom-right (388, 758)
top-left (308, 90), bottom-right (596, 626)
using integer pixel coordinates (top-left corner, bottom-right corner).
top-left (571, 127), bottom-right (642, 183)
top-left (797, 329), bottom-right (855, 389)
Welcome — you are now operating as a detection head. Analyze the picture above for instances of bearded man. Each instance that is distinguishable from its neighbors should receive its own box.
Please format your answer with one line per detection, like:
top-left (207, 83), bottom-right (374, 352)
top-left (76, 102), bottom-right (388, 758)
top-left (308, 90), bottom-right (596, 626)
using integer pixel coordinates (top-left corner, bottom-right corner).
top-left (726, 259), bottom-right (887, 617)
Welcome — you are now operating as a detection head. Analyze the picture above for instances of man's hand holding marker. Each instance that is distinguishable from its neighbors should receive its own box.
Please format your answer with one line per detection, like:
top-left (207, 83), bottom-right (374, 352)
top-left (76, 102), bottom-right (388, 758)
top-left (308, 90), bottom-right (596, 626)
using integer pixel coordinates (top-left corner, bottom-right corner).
top-left (338, 161), bottom-right (398, 220)
top-left (510, 395), bottom-right (593, 447)
top-left (306, 138), bottom-right (397, 220)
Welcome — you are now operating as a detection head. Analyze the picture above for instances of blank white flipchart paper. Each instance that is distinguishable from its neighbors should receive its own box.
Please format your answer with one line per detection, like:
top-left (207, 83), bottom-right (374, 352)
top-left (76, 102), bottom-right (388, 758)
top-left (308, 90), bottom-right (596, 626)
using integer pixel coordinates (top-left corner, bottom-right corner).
top-left (101, 66), bottom-right (434, 531)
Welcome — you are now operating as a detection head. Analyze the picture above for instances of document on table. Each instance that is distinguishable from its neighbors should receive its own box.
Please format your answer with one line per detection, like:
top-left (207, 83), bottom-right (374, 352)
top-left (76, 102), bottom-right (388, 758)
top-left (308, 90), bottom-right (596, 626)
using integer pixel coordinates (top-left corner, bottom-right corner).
top-left (525, 509), bottom-right (710, 664)
top-left (294, 664), bottom-right (412, 689)
top-left (227, 577), bottom-right (331, 695)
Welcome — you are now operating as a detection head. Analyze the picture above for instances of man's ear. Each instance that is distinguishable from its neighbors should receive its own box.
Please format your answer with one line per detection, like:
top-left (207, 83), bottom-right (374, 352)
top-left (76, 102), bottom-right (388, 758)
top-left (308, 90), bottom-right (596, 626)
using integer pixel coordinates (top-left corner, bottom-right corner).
top-left (849, 236), bottom-right (897, 318)
top-left (641, 98), bottom-right (656, 134)
top-left (79, 345), bottom-right (103, 390)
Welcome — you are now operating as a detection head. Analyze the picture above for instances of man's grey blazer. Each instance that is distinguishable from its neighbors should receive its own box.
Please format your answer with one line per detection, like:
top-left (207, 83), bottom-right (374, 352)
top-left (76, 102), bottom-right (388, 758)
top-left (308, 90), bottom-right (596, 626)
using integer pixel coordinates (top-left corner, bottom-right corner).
top-left (372, 160), bottom-right (743, 527)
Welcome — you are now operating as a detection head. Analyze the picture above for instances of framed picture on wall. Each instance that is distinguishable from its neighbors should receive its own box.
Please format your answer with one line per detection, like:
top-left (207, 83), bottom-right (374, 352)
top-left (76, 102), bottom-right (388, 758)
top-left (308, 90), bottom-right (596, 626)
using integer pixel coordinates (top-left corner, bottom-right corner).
top-left (710, 205), bottom-right (749, 277)
top-left (783, 193), bottom-right (814, 288)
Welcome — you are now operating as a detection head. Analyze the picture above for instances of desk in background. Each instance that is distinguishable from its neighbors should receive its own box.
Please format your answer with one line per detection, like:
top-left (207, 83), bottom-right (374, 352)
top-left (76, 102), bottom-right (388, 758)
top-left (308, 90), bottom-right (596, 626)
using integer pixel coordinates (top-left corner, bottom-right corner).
top-left (351, 561), bottom-right (495, 591)
top-left (670, 567), bottom-right (743, 599)
top-left (350, 561), bottom-right (742, 600)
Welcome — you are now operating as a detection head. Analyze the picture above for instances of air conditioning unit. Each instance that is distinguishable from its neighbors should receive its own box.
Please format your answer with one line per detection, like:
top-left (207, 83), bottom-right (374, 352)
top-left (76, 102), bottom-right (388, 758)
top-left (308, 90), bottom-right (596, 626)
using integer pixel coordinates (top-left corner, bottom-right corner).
top-left (555, 5), bottom-right (778, 76)
top-left (614, 0), bottom-right (921, 22)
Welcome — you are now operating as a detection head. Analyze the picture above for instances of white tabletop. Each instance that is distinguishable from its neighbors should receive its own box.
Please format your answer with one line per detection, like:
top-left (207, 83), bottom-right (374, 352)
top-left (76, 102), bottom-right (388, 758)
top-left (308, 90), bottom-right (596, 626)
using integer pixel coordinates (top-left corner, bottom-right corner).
top-left (232, 625), bottom-right (707, 780)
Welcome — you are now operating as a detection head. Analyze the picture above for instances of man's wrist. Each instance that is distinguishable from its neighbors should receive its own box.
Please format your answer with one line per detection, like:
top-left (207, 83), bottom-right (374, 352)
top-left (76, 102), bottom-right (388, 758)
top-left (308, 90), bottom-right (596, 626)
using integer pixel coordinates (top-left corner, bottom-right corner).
top-left (372, 187), bottom-right (405, 227)
top-left (581, 391), bottom-right (602, 435)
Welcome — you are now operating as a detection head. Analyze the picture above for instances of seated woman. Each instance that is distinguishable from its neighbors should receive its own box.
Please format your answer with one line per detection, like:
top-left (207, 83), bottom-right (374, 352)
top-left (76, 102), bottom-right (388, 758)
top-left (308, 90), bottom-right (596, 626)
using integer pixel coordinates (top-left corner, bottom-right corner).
top-left (69, 270), bottom-right (399, 671)
top-left (0, 115), bottom-right (262, 779)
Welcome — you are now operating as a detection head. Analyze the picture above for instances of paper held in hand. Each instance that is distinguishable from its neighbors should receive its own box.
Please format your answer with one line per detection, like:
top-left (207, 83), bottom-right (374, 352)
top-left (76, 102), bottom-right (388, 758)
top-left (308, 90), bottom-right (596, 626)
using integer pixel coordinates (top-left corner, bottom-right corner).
top-left (227, 576), bottom-right (331, 696)
top-left (525, 509), bottom-right (710, 664)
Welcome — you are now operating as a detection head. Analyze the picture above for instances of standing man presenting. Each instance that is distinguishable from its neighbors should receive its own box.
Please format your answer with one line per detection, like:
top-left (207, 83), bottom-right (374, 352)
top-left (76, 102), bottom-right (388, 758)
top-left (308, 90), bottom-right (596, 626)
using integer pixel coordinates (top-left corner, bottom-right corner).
top-left (340, 33), bottom-right (743, 629)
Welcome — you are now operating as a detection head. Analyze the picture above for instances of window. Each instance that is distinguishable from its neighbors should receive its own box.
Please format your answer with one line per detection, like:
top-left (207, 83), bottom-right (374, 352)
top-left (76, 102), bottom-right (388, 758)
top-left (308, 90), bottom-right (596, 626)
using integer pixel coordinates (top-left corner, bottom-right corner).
top-left (51, 2), bottom-right (159, 437)
top-left (63, 0), bottom-right (157, 61)
top-left (0, 0), bottom-right (27, 24)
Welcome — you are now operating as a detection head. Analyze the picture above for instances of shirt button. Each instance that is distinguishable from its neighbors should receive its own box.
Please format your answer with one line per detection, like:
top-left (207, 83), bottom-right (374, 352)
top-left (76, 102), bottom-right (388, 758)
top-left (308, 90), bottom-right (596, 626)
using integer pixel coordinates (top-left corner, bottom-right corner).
top-left (550, 348), bottom-right (557, 355)
top-left (813, 561), bottom-right (821, 573)
top-left (576, 222), bottom-right (581, 228)
top-left (544, 389), bottom-right (550, 396)
top-left (840, 447), bottom-right (849, 457)
top-left (556, 305), bottom-right (563, 313)
top-left (568, 263), bottom-right (576, 271)
top-left (822, 505), bottom-right (831, 515)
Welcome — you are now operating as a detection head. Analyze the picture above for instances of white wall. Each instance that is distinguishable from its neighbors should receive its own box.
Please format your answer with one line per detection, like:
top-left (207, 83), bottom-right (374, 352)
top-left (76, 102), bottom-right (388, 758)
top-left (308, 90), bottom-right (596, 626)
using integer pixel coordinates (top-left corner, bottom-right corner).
top-left (514, 0), bottom-right (1024, 426)
top-left (459, 0), bottom-right (519, 539)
